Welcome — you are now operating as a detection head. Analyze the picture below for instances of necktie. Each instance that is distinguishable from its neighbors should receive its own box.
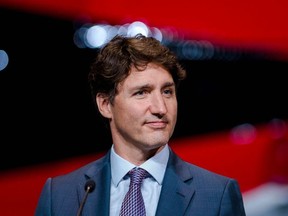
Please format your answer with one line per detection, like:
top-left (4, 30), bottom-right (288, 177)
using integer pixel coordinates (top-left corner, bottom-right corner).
top-left (120, 167), bottom-right (148, 216)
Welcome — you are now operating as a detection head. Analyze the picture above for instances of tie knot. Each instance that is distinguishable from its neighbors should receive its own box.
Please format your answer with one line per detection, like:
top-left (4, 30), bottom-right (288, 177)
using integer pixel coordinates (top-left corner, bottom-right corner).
top-left (129, 168), bottom-right (148, 185)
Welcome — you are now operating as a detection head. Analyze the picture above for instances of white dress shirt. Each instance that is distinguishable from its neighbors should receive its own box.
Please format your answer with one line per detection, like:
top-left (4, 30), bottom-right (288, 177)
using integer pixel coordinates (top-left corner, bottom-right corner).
top-left (109, 144), bottom-right (169, 216)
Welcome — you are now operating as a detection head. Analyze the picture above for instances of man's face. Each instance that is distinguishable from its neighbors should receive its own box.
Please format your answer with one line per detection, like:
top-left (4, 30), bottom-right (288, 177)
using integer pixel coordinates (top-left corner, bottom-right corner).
top-left (109, 63), bottom-right (178, 151)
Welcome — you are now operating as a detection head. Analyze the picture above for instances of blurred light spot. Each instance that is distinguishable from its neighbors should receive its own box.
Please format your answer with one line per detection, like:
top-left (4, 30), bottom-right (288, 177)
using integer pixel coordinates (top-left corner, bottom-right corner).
top-left (150, 27), bottom-right (163, 42)
top-left (268, 118), bottom-right (287, 139)
top-left (200, 40), bottom-right (214, 59)
top-left (0, 49), bottom-right (9, 71)
top-left (230, 123), bottom-right (257, 145)
top-left (117, 24), bottom-right (128, 36)
top-left (181, 40), bottom-right (203, 60)
top-left (106, 25), bottom-right (119, 41)
top-left (127, 21), bottom-right (149, 37)
top-left (86, 25), bottom-right (108, 48)
top-left (161, 27), bottom-right (177, 42)
top-left (73, 27), bottom-right (88, 48)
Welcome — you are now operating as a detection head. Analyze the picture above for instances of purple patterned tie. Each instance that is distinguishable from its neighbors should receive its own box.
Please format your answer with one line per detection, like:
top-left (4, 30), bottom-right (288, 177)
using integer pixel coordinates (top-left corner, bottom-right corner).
top-left (120, 167), bottom-right (148, 216)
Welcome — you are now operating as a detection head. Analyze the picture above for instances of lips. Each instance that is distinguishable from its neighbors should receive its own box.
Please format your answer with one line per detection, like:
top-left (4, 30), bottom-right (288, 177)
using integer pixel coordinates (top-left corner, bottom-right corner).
top-left (145, 121), bottom-right (168, 129)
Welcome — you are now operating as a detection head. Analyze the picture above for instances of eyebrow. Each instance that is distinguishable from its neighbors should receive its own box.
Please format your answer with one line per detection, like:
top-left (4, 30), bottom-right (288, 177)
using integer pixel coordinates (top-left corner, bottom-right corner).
top-left (162, 82), bottom-right (175, 88)
top-left (131, 82), bottom-right (175, 91)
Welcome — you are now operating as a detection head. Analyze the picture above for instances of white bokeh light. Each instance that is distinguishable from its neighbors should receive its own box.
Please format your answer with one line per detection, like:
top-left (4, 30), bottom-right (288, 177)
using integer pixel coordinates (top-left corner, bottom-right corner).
top-left (127, 21), bottom-right (149, 37)
top-left (85, 25), bottom-right (108, 48)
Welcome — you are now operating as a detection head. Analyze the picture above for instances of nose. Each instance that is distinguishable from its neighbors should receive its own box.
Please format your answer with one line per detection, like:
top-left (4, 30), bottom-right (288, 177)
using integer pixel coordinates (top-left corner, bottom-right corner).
top-left (149, 92), bottom-right (167, 117)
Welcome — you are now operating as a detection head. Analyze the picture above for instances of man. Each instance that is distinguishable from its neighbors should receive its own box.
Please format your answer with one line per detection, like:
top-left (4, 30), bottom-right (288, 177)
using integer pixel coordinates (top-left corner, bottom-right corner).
top-left (35, 34), bottom-right (246, 215)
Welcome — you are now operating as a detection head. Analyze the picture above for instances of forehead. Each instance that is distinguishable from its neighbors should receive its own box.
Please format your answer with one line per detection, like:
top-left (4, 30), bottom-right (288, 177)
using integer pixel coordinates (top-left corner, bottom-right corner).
top-left (124, 63), bottom-right (173, 85)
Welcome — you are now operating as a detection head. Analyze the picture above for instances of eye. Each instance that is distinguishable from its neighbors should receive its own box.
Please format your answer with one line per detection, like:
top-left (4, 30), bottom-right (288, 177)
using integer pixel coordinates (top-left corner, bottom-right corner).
top-left (133, 89), bottom-right (149, 98)
top-left (163, 89), bottom-right (174, 96)
top-left (135, 90), bottom-right (146, 96)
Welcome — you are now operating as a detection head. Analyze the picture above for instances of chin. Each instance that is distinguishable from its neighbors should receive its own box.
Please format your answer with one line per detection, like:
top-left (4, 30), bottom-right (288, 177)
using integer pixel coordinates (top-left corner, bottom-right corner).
top-left (147, 140), bottom-right (168, 149)
top-left (143, 144), bottom-right (166, 153)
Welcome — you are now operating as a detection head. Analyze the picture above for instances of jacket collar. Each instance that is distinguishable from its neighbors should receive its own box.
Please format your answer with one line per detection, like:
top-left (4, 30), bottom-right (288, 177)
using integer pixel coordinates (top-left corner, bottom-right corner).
top-left (156, 148), bottom-right (195, 215)
top-left (77, 151), bottom-right (111, 216)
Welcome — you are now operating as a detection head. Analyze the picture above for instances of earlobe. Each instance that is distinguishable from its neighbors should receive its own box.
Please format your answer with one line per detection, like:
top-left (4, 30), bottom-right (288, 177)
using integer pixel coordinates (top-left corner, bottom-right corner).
top-left (96, 93), bottom-right (112, 118)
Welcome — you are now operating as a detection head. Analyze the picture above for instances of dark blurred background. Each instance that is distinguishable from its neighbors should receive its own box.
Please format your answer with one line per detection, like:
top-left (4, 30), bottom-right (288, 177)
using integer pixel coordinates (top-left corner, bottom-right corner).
top-left (1, 6), bottom-right (288, 171)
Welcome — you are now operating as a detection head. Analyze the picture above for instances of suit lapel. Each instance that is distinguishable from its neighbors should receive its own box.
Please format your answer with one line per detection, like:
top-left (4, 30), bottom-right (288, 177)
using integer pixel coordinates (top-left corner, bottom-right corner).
top-left (77, 152), bottom-right (112, 216)
top-left (156, 149), bottom-right (195, 216)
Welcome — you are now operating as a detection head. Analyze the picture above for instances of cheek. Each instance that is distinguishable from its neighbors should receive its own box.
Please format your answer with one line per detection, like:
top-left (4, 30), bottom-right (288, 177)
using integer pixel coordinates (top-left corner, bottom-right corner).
top-left (168, 103), bottom-right (178, 123)
top-left (113, 102), bottom-right (144, 122)
top-left (168, 100), bottom-right (178, 113)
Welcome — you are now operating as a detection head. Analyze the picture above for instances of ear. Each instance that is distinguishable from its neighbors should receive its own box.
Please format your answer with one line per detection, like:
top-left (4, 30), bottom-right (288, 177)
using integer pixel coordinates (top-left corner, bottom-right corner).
top-left (96, 93), bottom-right (112, 119)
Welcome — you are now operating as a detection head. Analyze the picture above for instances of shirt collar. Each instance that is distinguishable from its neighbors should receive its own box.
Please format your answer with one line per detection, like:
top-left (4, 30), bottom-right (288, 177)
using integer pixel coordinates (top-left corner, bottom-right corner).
top-left (110, 144), bottom-right (169, 187)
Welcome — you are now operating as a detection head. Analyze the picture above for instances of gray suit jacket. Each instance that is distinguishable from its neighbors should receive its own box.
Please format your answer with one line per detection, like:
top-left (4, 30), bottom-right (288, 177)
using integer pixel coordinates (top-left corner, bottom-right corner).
top-left (35, 147), bottom-right (246, 216)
